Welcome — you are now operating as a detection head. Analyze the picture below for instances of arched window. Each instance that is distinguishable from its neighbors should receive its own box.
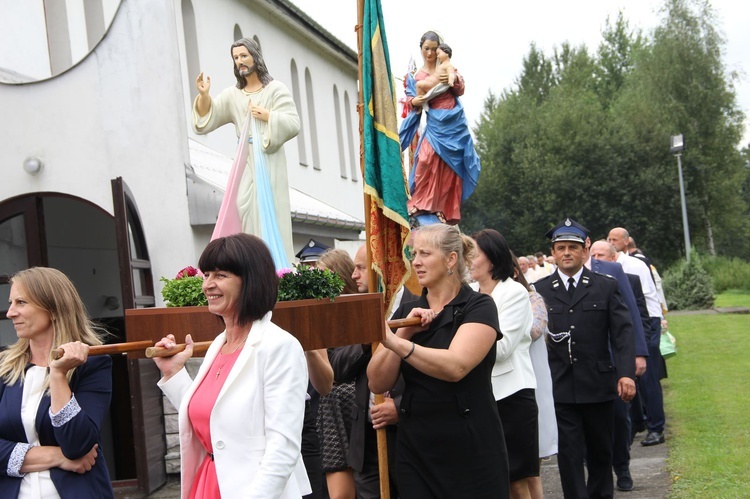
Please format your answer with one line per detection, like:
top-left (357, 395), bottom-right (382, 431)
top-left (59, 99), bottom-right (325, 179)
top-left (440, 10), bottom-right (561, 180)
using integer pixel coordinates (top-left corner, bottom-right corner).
top-left (305, 68), bottom-right (321, 170)
top-left (333, 85), bottom-right (347, 178)
top-left (290, 60), bottom-right (308, 166)
top-left (0, 0), bottom-right (122, 83)
top-left (181, 0), bottom-right (201, 103)
top-left (344, 91), bottom-right (358, 181)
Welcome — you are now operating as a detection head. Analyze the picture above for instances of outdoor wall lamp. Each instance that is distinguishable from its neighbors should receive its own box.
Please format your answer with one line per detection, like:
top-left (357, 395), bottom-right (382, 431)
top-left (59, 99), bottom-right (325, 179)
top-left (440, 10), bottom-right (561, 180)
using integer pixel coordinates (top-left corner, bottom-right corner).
top-left (23, 156), bottom-right (44, 175)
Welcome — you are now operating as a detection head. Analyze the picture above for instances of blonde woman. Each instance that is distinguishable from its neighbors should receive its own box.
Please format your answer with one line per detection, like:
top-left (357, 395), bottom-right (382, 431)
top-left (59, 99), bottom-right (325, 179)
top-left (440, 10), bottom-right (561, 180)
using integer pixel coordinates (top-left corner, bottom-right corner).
top-left (368, 224), bottom-right (509, 498)
top-left (1, 267), bottom-right (113, 498)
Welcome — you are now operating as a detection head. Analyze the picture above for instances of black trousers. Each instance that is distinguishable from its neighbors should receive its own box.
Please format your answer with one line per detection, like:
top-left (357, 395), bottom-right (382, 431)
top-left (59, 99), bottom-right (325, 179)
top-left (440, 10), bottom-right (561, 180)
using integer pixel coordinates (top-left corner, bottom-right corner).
top-left (302, 399), bottom-right (324, 499)
top-left (556, 401), bottom-right (615, 499)
top-left (612, 397), bottom-right (631, 475)
top-left (354, 423), bottom-right (399, 499)
top-left (629, 384), bottom-right (647, 438)
top-left (640, 317), bottom-right (666, 433)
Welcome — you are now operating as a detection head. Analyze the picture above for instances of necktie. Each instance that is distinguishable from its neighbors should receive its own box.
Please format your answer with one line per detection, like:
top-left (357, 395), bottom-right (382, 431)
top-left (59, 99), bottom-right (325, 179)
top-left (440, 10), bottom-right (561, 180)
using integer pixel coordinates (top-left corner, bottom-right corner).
top-left (567, 277), bottom-right (576, 298)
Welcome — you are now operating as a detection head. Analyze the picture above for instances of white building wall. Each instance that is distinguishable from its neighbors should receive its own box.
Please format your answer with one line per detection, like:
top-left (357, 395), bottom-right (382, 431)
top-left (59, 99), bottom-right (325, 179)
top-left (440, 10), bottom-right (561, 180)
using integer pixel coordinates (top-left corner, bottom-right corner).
top-left (182, 0), bottom-right (364, 221)
top-left (1, 0), bottom-right (199, 289)
top-left (1, 0), bottom-right (364, 302)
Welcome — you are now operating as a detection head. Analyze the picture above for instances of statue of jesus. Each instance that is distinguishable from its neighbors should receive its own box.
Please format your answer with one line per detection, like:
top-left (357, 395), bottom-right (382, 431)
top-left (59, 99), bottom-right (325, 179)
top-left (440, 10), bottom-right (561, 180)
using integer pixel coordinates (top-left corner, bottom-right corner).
top-left (193, 38), bottom-right (300, 263)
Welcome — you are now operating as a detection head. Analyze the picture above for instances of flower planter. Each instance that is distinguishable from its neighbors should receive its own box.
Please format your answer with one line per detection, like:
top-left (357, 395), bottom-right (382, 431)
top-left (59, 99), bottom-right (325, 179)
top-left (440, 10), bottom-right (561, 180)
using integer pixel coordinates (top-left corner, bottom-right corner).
top-left (123, 293), bottom-right (385, 357)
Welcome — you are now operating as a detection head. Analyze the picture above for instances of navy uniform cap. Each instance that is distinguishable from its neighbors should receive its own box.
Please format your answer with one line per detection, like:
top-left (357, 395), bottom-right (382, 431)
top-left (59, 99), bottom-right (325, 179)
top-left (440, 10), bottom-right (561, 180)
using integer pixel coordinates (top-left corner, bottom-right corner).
top-left (295, 238), bottom-right (332, 263)
top-left (545, 218), bottom-right (589, 244)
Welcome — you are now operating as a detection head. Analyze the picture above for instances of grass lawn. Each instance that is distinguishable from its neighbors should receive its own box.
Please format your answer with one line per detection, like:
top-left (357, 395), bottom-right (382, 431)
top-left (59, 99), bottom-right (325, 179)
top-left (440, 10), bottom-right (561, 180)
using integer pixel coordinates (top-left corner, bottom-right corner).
top-left (713, 288), bottom-right (750, 308)
top-left (664, 309), bottom-right (750, 498)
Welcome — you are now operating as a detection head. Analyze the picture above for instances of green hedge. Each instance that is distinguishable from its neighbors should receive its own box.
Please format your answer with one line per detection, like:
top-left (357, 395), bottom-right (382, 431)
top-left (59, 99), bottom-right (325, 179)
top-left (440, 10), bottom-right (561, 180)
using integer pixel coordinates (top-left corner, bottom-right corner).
top-left (702, 256), bottom-right (750, 293)
top-left (662, 251), bottom-right (715, 310)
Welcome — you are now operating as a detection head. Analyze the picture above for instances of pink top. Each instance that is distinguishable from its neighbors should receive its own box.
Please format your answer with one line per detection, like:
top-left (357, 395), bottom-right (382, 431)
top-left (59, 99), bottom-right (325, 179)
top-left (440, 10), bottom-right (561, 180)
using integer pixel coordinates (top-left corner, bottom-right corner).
top-left (187, 346), bottom-right (244, 499)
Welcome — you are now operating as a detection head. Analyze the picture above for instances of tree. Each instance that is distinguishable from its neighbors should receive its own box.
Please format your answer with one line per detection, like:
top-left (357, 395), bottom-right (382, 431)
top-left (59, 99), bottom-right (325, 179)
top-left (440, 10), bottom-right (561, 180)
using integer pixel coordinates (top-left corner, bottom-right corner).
top-left (618, 0), bottom-right (748, 258)
top-left (594, 13), bottom-right (644, 108)
top-left (465, 0), bottom-right (749, 264)
top-left (515, 43), bottom-right (555, 106)
top-left (469, 43), bottom-right (628, 251)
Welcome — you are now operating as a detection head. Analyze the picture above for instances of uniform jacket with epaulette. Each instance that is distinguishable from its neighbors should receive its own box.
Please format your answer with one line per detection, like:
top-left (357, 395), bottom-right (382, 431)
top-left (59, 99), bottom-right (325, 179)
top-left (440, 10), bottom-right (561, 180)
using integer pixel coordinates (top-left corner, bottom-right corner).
top-left (534, 267), bottom-right (636, 404)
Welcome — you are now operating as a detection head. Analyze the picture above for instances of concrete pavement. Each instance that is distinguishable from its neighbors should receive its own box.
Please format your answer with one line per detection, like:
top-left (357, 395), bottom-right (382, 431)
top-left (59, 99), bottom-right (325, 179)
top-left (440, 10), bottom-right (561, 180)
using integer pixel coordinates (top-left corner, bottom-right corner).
top-left (118, 428), bottom-right (671, 498)
top-left (540, 428), bottom-right (671, 498)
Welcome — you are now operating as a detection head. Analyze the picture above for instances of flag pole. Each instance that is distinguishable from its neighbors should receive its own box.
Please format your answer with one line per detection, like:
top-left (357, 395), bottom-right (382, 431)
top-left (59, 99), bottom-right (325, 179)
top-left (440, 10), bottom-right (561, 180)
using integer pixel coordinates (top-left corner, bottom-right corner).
top-left (356, 0), bottom-right (391, 497)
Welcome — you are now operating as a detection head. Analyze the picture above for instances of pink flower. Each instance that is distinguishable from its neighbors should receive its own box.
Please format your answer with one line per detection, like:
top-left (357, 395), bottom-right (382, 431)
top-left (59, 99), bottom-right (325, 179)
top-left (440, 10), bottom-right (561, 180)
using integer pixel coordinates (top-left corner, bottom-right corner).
top-left (276, 268), bottom-right (293, 278)
top-left (176, 266), bottom-right (201, 279)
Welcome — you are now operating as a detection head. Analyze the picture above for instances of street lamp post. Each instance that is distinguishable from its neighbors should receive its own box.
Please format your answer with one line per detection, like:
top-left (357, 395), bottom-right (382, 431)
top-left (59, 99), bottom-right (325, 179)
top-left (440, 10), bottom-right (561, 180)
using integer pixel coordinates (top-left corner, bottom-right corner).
top-left (670, 134), bottom-right (691, 261)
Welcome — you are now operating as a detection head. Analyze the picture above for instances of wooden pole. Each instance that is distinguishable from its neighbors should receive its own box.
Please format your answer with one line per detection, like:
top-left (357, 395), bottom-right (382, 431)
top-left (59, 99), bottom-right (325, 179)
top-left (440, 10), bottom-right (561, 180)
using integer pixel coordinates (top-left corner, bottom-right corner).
top-left (51, 340), bottom-right (215, 360)
top-left (51, 341), bottom-right (154, 360)
top-left (356, 0), bottom-right (390, 497)
top-left (145, 342), bottom-right (212, 358)
top-left (51, 318), bottom-right (421, 360)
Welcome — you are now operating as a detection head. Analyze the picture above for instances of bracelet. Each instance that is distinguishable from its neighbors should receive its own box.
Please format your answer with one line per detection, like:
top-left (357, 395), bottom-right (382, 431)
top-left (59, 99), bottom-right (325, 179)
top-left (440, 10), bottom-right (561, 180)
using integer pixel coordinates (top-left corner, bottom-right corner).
top-left (402, 341), bottom-right (415, 360)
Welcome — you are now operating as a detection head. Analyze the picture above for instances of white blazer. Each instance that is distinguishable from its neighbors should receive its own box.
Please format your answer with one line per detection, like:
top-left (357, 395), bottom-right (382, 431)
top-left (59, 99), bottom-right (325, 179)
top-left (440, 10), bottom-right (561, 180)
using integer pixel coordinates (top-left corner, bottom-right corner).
top-left (474, 278), bottom-right (536, 400)
top-left (159, 312), bottom-right (311, 499)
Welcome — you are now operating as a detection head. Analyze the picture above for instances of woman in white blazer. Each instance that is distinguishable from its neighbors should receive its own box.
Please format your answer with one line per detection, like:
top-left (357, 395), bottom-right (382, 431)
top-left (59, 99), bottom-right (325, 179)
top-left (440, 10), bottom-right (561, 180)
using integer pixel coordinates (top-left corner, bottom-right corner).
top-left (470, 229), bottom-right (538, 499)
top-left (153, 234), bottom-right (311, 499)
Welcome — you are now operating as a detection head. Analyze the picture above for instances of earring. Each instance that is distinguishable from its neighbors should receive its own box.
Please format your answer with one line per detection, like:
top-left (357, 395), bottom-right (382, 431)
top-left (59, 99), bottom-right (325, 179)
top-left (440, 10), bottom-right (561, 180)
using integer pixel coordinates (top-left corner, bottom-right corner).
top-left (447, 268), bottom-right (454, 276)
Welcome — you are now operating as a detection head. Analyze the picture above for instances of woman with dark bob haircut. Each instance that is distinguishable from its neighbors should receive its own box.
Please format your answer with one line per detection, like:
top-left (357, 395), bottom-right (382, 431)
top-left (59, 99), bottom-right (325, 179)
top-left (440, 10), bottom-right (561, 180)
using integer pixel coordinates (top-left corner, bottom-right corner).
top-left (198, 232), bottom-right (279, 324)
top-left (470, 229), bottom-right (539, 499)
top-left (153, 233), bottom-right (311, 498)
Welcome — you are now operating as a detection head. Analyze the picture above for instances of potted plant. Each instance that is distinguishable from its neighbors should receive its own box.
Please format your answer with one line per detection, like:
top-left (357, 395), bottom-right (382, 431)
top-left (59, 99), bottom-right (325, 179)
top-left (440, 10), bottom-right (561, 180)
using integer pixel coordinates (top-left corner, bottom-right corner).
top-left (159, 266), bottom-right (208, 307)
top-left (277, 265), bottom-right (344, 302)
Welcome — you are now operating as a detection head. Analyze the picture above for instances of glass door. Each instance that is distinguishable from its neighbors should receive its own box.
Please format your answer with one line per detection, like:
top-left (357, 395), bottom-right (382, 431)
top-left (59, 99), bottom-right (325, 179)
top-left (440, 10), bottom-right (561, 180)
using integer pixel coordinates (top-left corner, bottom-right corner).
top-left (0, 196), bottom-right (46, 346)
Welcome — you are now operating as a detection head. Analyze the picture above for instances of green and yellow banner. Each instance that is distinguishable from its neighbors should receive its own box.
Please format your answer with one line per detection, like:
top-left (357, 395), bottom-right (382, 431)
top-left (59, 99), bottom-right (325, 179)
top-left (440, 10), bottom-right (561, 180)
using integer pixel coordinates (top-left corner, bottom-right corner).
top-left (361, 0), bottom-right (411, 313)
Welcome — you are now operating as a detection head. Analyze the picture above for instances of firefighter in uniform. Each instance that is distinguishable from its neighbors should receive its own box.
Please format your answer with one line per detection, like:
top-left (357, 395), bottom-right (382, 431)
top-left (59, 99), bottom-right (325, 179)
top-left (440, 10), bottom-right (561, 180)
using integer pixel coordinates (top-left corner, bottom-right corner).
top-left (534, 219), bottom-right (636, 499)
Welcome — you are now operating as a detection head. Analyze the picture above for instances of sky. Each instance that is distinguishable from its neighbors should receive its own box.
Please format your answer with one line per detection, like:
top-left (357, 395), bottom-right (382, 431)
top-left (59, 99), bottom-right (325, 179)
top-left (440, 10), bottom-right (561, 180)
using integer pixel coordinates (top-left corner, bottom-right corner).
top-left (292, 0), bottom-right (750, 148)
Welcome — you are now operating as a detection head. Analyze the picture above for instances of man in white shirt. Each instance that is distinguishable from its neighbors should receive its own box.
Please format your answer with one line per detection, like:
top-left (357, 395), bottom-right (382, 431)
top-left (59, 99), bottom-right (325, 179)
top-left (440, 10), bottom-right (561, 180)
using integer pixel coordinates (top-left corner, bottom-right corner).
top-left (628, 237), bottom-right (668, 315)
top-left (333, 245), bottom-right (413, 498)
top-left (518, 256), bottom-right (539, 283)
top-left (535, 252), bottom-right (554, 277)
top-left (608, 227), bottom-right (666, 447)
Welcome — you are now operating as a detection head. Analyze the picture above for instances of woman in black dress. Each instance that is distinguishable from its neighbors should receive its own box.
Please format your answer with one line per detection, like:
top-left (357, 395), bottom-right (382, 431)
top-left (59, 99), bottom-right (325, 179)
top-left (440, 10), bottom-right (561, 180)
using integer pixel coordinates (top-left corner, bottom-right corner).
top-left (367, 224), bottom-right (509, 498)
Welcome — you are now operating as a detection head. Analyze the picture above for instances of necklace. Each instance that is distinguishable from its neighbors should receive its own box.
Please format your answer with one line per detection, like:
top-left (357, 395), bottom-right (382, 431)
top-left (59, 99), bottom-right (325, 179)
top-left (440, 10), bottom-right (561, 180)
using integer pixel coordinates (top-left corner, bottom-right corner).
top-left (243, 84), bottom-right (263, 93)
top-left (215, 340), bottom-right (245, 379)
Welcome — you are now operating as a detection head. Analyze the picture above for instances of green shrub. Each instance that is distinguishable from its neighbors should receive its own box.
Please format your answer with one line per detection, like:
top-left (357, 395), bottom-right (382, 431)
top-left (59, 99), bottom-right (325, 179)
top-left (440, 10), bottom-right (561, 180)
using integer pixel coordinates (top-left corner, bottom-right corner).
top-left (662, 251), bottom-right (715, 310)
top-left (277, 264), bottom-right (344, 302)
top-left (160, 276), bottom-right (208, 307)
top-left (702, 256), bottom-right (750, 293)
top-left (160, 264), bottom-right (345, 307)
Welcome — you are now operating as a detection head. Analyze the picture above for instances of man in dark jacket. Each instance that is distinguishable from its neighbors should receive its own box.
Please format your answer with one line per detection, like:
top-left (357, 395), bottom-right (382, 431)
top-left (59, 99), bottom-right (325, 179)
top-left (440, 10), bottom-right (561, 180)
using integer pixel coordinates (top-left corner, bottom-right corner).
top-left (329, 245), bottom-right (414, 498)
top-left (590, 239), bottom-right (649, 492)
top-left (535, 219), bottom-right (636, 499)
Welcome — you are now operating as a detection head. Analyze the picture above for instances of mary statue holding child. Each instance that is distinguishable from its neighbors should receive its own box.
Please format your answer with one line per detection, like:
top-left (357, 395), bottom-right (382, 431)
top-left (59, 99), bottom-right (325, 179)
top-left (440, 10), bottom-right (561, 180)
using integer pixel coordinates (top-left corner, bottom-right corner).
top-left (399, 30), bottom-right (481, 227)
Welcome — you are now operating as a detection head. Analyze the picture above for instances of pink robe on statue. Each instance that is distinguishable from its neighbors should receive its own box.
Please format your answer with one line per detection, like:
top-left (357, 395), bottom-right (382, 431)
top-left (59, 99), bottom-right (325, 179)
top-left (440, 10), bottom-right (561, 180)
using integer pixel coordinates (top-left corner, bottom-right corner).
top-left (407, 69), bottom-right (465, 224)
